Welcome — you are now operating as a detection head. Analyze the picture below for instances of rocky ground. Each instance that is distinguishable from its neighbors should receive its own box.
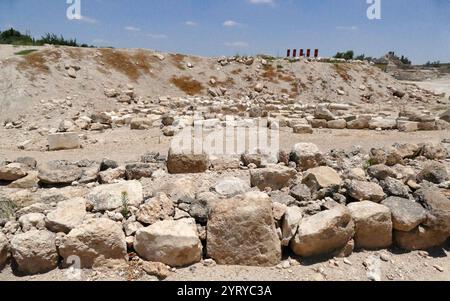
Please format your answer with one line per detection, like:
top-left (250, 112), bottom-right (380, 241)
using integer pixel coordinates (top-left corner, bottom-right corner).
top-left (0, 45), bottom-right (449, 282)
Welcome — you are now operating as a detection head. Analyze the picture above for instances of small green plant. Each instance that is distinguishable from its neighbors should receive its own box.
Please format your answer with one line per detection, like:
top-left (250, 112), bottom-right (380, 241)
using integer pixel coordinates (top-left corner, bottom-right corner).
top-left (276, 64), bottom-right (283, 69)
top-left (363, 158), bottom-right (376, 170)
top-left (121, 191), bottom-right (131, 218)
top-left (14, 49), bottom-right (38, 56)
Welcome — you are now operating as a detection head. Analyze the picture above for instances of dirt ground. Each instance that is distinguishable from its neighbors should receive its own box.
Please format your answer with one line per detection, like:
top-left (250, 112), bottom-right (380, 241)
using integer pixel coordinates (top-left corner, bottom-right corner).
top-left (1, 243), bottom-right (449, 281)
top-left (1, 127), bottom-right (449, 165)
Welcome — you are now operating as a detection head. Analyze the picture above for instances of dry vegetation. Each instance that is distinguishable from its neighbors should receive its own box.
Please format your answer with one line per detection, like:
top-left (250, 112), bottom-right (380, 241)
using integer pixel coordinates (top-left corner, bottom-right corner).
top-left (332, 63), bottom-right (353, 82)
top-left (16, 49), bottom-right (61, 80)
top-left (95, 49), bottom-right (157, 82)
top-left (170, 75), bottom-right (204, 95)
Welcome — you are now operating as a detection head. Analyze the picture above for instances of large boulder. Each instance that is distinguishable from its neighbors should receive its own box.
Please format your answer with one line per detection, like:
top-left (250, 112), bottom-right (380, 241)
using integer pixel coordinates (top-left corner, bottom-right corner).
top-left (347, 180), bottom-right (386, 203)
top-left (394, 226), bottom-right (449, 251)
top-left (414, 187), bottom-right (450, 233)
top-left (214, 177), bottom-right (251, 197)
top-left (250, 166), bottom-right (296, 191)
top-left (380, 177), bottom-right (410, 198)
top-left (45, 198), bottom-right (87, 233)
top-left (302, 166), bottom-right (342, 191)
top-left (86, 181), bottom-right (143, 212)
top-left (10, 230), bottom-right (58, 274)
top-left (48, 132), bottom-right (80, 151)
top-left (381, 197), bottom-right (427, 232)
top-left (314, 106), bottom-right (336, 121)
top-left (0, 163), bottom-right (28, 181)
top-left (440, 109), bottom-right (450, 123)
top-left (347, 201), bottom-right (392, 249)
top-left (0, 232), bottom-right (9, 269)
top-left (417, 161), bottom-right (449, 184)
top-left (134, 219), bottom-right (202, 267)
top-left (207, 192), bottom-right (281, 266)
top-left (167, 147), bottom-right (209, 174)
top-left (8, 171), bottom-right (39, 189)
top-left (136, 193), bottom-right (175, 225)
top-left (290, 143), bottom-right (324, 171)
top-left (291, 206), bottom-right (355, 258)
top-left (38, 161), bottom-right (82, 185)
top-left (58, 218), bottom-right (127, 268)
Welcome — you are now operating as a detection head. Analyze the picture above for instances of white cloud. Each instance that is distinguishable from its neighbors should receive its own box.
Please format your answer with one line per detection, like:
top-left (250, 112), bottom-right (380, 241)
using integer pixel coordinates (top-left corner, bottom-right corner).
top-left (185, 21), bottom-right (198, 27)
top-left (125, 26), bottom-right (141, 32)
top-left (146, 33), bottom-right (168, 39)
top-left (225, 41), bottom-right (249, 48)
top-left (223, 20), bottom-right (241, 27)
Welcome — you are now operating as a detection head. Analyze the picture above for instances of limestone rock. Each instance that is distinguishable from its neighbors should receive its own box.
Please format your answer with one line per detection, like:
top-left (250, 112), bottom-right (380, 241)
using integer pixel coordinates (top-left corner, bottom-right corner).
top-left (136, 193), bottom-right (174, 225)
top-left (167, 147), bottom-right (209, 174)
top-left (58, 218), bottom-right (127, 268)
top-left (38, 161), bottom-right (82, 185)
top-left (45, 198), bottom-right (87, 233)
top-left (290, 143), bottom-right (324, 171)
top-left (207, 192), bottom-right (281, 266)
top-left (48, 133), bottom-right (80, 151)
top-left (10, 230), bottom-right (58, 274)
top-left (214, 177), bottom-right (251, 197)
top-left (250, 166), bottom-right (297, 191)
top-left (0, 163), bottom-right (28, 181)
top-left (291, 206), bottom-right (354, 258)
top-left (394, 226), bottom-right (449, 251)
top-left (87, 181), bottom-right (143, 212)
top-left (348, 201), bottom-right (392, 249)
top-left (134, 219), bottom-right (202, 267)
top-left (302, 166), bottom-right (342, 191)
top-left (347, 180), bottom-right (386, 203)
top-left (381, 197), bottom-right (427, 232)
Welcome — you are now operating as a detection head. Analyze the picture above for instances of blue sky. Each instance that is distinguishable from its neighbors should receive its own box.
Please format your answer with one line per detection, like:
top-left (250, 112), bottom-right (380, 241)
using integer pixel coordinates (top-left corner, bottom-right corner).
top-left (1, 0), bottom-right (449, 64)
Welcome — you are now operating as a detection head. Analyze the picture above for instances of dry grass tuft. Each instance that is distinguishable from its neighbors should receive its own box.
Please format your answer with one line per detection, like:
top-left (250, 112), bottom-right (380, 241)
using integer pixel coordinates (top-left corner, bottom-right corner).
top-left (17, 49), bottom-right (61, 80)
top-left (95, 49), bottom-right (157, 81)
top-left (332, 63), bottom-right (353, 82)
top-left (170, 76), bottom-right (204, 95)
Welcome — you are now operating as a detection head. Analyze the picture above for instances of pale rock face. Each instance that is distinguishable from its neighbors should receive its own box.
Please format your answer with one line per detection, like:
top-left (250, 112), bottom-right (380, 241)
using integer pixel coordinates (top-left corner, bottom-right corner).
top-left (166, 146), bottom-right (210, 174)
top-left (0, 163), bottom-right (28, 181)
top-left (48, 132), bottom-right (80, 151)
top-left (281, 206), bottom-right (303, 246)
top-left (250, 166), bottom-right (297, 191)
top-left (207, 192), bottom-right (281, 267)
top-left (291, 206), bottom-right (355, 257)
top-left (18, 212), bottom-right (46, 232)
top-left (302, 166), bottom-right (342, 191)
top-left (86, 180), bottom-right (143, 212)
top-left (348, 201), bottom-right (393, 249)
top-left (58, 218), bottom-right (128, 268)
top-left (134, 218), bottom-right (202, 267)
top-left (10, 230), bottom-right (59, 275)
top-left (214, 177), bottom-right (251, 197)
top-left (290, 143), bottom-right (324, 171)
top-left (45, 197), bottom-right (87, 233)
top-left (347, 180), bottom-right (386, 203)
top-left (135, 193), bottom-right (175, 225)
